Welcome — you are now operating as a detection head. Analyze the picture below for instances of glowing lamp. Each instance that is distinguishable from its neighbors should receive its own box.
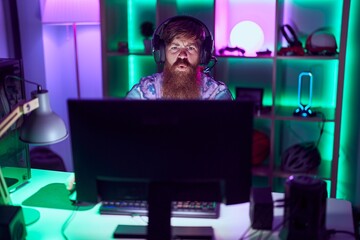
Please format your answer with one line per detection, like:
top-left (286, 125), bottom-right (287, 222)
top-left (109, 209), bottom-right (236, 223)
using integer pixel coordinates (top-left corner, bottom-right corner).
top-left (230, 21), bottom-right (264, 56)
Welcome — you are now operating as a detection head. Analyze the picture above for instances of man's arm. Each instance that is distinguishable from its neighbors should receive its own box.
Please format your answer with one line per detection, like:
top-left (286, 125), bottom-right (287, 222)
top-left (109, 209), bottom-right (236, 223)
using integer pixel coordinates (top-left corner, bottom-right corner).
top-left (214, 88), bottom-right (233, 100)
top-left (125, 84), bottom-right (143, 99)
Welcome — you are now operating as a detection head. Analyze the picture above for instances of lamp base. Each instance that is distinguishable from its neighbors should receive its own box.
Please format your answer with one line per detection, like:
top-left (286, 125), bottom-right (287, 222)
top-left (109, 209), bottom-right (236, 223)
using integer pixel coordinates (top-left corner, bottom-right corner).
top-left (23, 207), bottom-right (40, 225)
top-left (293, 108), bottom-right (316, 118)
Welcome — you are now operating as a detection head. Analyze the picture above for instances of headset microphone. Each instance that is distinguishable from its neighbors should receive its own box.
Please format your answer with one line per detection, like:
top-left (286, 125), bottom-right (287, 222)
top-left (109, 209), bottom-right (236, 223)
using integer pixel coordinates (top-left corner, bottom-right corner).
top-left (203, 56), bottom-right (218, 74)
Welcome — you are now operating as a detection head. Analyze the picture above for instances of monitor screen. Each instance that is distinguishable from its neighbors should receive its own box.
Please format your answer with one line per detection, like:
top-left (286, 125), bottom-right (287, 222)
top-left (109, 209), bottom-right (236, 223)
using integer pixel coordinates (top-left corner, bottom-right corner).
top-left (68, 99), bottom-right (254, 206)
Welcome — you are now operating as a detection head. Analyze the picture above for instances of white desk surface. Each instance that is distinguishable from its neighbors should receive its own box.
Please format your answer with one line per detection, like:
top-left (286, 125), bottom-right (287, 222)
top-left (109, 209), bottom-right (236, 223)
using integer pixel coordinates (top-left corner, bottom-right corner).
top-left (10, 169), bottom-right (356, 240)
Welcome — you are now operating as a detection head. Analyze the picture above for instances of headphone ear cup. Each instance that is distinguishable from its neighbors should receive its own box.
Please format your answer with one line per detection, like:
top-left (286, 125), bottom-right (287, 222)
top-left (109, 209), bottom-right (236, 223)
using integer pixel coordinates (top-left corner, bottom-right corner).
top-left (152, 34), bottom-right (164, 64)
top-left (153, 40), bottom-right (165, 64)
top-left (158, 41), bottom-right (166, 64)
top-left (200, 36), bottom-right (213, 65)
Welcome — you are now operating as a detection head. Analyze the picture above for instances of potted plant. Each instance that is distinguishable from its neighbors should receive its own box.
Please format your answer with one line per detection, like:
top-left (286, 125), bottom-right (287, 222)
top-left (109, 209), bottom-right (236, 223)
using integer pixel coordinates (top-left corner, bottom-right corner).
top-left (140, 21), bottom-right (154, 54)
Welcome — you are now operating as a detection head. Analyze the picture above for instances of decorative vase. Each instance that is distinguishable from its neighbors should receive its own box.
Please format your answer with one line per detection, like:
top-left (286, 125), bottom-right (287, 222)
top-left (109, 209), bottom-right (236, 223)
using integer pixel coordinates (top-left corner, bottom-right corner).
top-left (143, 39), bottom-right (152, 54)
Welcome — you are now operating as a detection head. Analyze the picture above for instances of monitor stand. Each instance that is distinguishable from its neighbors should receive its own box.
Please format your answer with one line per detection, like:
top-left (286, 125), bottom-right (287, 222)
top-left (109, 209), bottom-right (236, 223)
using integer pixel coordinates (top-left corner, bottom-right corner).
top-left (113, 182), bottom-right (215, 240)
top-left (113, 225), bottom-right (214, 239)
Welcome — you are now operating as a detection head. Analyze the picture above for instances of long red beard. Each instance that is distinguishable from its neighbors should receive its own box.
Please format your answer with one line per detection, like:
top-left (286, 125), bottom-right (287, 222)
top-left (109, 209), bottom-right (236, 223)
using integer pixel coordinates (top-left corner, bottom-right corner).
top-left (162, 58), bottom-right (201, 99)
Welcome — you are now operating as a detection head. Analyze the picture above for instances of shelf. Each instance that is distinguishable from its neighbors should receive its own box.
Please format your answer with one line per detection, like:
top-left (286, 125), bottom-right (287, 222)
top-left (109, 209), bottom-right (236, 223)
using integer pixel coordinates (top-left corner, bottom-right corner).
top-left (276, 55), bottom-right (339, 60)
top-left (216, 55), bottom-right (339, 60)
top-left (215, 55), bottom-right (274, 60)
top-left (274, 106), bottom-right (335, 122)
top-left (253, 159), bottom-right (331, 181)
top-left (272, 159), bottom-right (332, 180)
top-left (101, 0), bottom-right (350, 198)
top-left (107, 51), bottom-right (153, 56)
top-left (252, 165), bottom-right (271, 177)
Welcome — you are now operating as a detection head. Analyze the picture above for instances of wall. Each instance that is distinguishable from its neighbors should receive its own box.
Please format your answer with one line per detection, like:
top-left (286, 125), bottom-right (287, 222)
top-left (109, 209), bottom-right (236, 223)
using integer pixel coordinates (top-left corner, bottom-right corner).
top-left (0, 1), bottom-right (9, 58)
top-left (14, 0), bottom-right (102, 171)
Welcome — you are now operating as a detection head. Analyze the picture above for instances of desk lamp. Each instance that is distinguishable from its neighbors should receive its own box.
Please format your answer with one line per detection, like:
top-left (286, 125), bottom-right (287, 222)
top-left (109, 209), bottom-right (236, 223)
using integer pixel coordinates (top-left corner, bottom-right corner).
top-left (0, 76), bottom-right (68, 143)
top-left (0, 75), bottom-right (68, 225)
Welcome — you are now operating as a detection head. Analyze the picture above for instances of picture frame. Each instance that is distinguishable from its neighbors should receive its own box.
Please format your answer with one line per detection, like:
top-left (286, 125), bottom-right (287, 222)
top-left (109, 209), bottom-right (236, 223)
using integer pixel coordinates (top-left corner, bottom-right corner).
top-left (235, 87), bottom-right (264, 112)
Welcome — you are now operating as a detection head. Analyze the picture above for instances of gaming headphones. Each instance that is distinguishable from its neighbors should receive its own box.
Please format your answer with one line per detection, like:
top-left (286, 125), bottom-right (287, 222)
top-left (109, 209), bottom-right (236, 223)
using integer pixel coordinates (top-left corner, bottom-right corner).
top-left (152, 15), bottom-right (214, 66)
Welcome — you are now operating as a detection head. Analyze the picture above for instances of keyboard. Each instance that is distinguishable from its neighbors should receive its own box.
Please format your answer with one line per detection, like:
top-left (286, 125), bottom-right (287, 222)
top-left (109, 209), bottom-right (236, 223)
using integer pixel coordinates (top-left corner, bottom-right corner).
top-left (100, 200), bottom-right (220, 219)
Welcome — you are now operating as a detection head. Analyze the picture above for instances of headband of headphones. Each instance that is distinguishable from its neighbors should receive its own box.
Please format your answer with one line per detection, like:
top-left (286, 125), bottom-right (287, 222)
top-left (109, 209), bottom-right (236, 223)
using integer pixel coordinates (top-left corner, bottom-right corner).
top-left (152, 15), bottom-right (214, 65)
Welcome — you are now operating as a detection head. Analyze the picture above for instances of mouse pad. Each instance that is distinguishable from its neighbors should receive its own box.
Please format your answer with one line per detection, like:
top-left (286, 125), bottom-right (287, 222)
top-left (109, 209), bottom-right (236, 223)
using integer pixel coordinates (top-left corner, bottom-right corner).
top-left (22, 183), bottom-right (94, 211)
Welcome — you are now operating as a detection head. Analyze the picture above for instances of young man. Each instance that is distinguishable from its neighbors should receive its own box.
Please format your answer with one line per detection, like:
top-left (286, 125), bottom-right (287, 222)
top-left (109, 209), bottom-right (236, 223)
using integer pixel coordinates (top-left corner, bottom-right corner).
top-left (125, 16), bottom-right (233, 100)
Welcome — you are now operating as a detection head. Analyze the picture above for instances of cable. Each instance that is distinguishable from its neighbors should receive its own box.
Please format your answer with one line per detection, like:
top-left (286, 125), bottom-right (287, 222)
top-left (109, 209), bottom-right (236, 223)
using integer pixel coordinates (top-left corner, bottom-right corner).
top-left (326, 229), bottom-right (356, 238)
top-left (314, 111), bottom-right (326, 148)
top-left (285, 111), bottom-right (326, 146)
top-left (238, 224), bottom-right (256, 240)
top-left (61, 205), bottom-right (79, 240)
top-left (239, 198), bottom-right (286, 240)
top-left (2, 74), bottom-right (43, 119)
top-left (261, 199), bottom-right (301, 240)
top-left (5, 75), bottom-right (42, 92)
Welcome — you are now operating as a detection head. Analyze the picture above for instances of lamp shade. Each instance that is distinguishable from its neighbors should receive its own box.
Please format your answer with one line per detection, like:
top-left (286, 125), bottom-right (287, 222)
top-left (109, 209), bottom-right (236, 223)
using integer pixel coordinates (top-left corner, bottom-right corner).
top-left (20, 90), bottom-right (68, 145)
top-left (40, 0), bottom-right (100, 24)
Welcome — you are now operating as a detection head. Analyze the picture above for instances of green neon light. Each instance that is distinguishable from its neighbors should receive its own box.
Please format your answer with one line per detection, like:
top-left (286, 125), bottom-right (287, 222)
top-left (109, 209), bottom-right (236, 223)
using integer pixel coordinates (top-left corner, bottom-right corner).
top-left (176, 0), bottom-right (213, 7)
top-left (275, 59), bottom-right (338, 109)
top-left (127, 56), bottom-right (157, 91)
top-left (127, 0), bottom-right (156, 52)
top-left (128, 55), bottom-right (135, 91)
top-left (126, 0), bottom-right (156, 88)
top-left (127, 0), bottom-right (134, 51)
top-left (338, 0), bottom-right (359, 201)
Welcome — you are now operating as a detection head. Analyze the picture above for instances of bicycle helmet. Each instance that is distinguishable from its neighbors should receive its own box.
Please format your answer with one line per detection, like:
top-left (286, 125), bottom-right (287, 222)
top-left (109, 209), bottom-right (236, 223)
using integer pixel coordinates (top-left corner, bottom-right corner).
top-left (281, 142), bottom-right (321, 173)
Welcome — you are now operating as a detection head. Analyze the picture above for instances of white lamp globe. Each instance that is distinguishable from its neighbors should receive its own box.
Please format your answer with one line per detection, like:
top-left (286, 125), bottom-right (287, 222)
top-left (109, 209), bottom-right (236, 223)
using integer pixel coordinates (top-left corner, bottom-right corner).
top-left (230, 21), bottom-right (264, 56)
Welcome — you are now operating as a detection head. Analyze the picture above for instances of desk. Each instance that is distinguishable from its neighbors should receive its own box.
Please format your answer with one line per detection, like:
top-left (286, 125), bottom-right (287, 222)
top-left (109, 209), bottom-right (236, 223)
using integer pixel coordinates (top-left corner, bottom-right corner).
top-left (10, 169), bottom-right (355, 240)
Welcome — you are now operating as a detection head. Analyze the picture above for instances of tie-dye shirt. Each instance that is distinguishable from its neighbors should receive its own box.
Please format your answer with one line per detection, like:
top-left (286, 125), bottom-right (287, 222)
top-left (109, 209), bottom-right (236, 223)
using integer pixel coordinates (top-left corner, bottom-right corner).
top-left (125, 72), bottom-right (233, 100)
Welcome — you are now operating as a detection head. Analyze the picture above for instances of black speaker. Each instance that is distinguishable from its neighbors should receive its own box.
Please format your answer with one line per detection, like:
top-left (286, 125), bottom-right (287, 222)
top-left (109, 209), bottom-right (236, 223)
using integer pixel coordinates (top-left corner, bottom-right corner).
top-left (280, 175), bottom-right (327, 240)
top-left (249, 187), bottom-right (273, 230)
top-left (152, 15), bottom-right (214, 65)
top-left (0, 205), bottom-right (27, 240)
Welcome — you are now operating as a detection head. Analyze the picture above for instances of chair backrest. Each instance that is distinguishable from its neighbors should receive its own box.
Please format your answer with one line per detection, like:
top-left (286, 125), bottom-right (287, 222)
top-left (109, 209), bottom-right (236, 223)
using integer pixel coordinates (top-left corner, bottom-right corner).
top-left (30, 147), bottom-right (66, 172)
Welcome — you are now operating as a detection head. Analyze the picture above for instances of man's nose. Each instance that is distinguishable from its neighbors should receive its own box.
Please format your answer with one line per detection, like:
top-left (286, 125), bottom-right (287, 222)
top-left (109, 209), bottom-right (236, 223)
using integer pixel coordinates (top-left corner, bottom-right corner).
top-left (178, 48), bottom-right (188, 59)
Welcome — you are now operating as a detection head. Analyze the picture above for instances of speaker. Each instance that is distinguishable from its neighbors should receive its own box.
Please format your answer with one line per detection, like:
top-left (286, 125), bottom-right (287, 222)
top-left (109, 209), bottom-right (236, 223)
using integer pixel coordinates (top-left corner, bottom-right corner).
top-left (250, 187), bottom-right (273, 230)
top-left (0, 205), bottom-right (26, 240)
top-left (152, 15), bottom-right (214, 65)
top-left (280, 175), bottom-right (327, 240)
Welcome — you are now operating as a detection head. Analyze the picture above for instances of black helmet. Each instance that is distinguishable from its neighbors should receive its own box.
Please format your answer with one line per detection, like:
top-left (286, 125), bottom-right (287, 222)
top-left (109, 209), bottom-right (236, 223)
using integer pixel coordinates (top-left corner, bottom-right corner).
top-left (281, 142), bottom-right (321, 173)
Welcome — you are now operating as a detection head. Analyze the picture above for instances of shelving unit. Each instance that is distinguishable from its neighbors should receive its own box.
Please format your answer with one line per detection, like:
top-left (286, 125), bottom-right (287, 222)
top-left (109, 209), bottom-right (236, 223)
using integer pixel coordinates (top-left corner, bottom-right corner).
top-left (100, 0), bottom-right (350, 198)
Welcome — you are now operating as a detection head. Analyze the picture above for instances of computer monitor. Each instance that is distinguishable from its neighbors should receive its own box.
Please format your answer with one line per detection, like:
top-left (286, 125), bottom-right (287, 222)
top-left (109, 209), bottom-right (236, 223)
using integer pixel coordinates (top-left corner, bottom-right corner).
top-left (68, 99), bottom-right (254, 239)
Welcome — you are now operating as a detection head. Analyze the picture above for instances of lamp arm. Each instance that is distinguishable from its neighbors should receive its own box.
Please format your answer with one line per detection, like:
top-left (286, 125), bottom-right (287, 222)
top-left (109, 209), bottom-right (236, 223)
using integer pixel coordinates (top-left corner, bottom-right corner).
top-left (0, 167), bottom-right (12, 205)
top-left (0, 98), bottom-right (39, 138)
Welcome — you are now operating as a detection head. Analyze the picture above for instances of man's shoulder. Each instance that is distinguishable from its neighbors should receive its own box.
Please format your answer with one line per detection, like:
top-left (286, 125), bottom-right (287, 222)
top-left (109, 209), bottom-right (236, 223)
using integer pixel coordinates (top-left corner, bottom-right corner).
top-left (201, 73), bottom-right (233, 100)
top-left (135, 73), bottom-right (162, 99)
top-left (139, 73), bottom-right (162, 86)
top-left (202, 73), bottom-right (227, 88)
top-left (126, 73), bottom-right (162, 99)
